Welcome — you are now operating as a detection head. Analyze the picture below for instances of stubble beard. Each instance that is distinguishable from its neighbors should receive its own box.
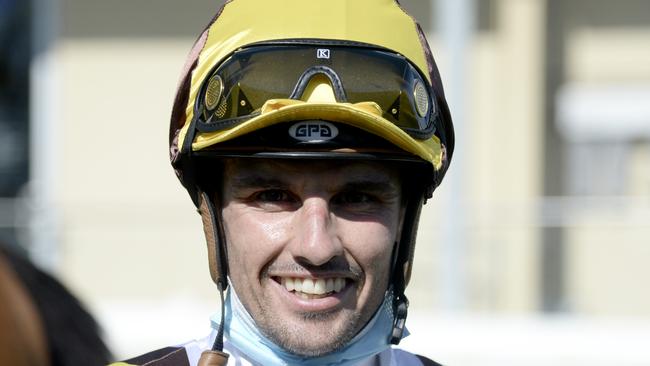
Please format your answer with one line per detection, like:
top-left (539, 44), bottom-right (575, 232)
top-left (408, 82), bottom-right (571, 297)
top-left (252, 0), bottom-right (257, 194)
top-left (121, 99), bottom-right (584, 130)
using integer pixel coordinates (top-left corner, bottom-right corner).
top-left (243, 261), bottom-right (389, 357)
top-left (255, 305), bottom-right (363, 357)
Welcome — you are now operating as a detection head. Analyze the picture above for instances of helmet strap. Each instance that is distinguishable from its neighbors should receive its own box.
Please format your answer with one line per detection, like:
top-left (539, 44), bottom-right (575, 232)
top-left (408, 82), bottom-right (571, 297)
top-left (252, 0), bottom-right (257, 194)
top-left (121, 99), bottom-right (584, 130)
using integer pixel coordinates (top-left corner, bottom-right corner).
top-left (389, 188), bottom-right (425, 344)
top-left (198, 190), bottom-right (230, 356)
top-left (208, 285), bottom-right (228, 355)
top-left (390, 293), bottom-right (409, 344)
top-left (198, 190), bottom-right (229, 291)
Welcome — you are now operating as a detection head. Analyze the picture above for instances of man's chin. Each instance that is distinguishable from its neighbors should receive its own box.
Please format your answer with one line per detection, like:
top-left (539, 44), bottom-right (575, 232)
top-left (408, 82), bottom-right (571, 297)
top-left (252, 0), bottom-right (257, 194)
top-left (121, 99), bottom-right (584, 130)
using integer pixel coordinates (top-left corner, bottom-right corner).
top-left (271, 334), bottom-right (349, 358)
top-left (260, 313), bottom-right (359, 357)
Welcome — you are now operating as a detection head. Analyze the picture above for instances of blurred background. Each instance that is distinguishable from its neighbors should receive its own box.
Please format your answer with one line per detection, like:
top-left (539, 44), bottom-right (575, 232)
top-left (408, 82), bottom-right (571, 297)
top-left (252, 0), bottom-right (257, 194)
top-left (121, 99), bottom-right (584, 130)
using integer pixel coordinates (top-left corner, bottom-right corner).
top-left (1, 0), bottom-right (649, 364)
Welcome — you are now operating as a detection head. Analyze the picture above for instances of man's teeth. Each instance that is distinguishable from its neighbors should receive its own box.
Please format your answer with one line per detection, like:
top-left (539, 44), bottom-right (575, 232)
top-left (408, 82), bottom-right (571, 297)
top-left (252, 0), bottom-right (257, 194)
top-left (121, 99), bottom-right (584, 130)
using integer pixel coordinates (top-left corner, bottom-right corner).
top-left (280, 277), bottom-right (346, 295)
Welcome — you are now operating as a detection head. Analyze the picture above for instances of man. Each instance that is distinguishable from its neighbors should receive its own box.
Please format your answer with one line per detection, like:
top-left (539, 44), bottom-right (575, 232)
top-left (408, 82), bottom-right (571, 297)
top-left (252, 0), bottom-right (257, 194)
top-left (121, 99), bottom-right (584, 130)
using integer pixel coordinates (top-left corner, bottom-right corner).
top-left (114, 0), bottom-right (453, 365)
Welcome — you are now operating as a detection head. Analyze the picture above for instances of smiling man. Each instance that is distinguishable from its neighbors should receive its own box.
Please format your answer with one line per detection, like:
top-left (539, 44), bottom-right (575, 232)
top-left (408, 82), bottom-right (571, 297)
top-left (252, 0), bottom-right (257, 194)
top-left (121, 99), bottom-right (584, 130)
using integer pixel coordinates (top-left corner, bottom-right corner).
top-left (221, 159), bottom-right (402, 357)
top-left (113, 0), bottom-right (454, 365)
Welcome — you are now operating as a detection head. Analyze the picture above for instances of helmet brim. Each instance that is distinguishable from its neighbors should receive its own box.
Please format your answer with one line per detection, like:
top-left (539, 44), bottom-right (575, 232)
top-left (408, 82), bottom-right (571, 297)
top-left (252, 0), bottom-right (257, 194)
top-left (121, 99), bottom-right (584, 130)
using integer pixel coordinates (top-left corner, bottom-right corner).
top-left (191, 101), bottom-right (443, 170)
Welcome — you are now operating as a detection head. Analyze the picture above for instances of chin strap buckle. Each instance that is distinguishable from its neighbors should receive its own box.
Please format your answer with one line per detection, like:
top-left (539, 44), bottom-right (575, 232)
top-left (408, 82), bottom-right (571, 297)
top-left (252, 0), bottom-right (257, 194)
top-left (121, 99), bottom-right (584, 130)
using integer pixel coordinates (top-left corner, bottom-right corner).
top-left (390, 294), bottom-right (409, 345)
top-left (198, 350), bottom-right (230, 366)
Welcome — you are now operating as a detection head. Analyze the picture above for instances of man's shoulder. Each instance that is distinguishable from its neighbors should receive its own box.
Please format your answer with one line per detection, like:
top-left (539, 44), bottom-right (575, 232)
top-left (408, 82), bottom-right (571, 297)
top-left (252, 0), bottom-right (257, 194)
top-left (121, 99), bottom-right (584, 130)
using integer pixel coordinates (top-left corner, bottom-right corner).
top-left (388, 348), bottom-right (443, 366)
top-left (108, 344), bottom-right (442, 366)
top-left (109, 346), bottom-right (191, 366)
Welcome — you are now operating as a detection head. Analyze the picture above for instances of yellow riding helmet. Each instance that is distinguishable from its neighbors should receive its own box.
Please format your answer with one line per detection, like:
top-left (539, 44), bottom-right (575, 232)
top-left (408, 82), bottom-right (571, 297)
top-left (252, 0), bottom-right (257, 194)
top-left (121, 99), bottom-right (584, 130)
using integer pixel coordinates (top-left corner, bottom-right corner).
top-left (170, 0), bottom-right (453, 200)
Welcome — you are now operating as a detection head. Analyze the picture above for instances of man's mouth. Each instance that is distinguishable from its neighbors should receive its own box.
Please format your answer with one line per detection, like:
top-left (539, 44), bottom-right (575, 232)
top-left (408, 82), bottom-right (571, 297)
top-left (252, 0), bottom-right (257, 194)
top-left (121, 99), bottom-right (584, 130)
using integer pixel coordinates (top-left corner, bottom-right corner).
top-left (274, 277), bottom-right (347, 300)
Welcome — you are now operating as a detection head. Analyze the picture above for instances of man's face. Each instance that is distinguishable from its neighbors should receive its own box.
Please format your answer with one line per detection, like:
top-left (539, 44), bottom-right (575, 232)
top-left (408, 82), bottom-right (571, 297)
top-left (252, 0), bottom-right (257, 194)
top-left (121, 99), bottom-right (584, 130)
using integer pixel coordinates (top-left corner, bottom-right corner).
top-left (221, 158), bottom-right (403, 356)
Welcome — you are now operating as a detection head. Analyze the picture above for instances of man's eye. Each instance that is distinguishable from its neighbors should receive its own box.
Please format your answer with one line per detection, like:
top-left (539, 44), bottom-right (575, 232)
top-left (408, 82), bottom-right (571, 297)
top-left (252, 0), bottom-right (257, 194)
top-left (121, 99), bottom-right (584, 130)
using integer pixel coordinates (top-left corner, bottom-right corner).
top-left (332, 191), bottom-right (377, 205)
top-left (255, 189), bottom-right (294, 203)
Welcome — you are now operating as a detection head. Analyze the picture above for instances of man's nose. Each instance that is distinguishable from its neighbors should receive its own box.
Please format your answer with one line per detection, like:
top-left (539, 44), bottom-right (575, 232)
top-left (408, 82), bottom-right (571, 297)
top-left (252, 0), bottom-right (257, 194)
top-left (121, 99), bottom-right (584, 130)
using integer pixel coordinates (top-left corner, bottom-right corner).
top-left (290, 196), bottom-right (343, 266)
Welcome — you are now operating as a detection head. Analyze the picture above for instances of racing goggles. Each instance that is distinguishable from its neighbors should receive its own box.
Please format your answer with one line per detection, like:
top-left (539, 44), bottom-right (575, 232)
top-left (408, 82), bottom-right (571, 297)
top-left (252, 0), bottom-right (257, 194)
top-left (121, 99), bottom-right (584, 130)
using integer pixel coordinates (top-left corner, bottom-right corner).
top-left (195, 43), bottom-right (439, 139)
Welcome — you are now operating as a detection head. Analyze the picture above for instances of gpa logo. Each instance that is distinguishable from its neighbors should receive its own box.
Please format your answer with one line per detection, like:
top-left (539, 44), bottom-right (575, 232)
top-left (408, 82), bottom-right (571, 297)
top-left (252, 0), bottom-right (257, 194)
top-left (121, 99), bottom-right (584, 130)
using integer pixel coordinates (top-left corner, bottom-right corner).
top-left (289, 122), bottom-right (339, 142)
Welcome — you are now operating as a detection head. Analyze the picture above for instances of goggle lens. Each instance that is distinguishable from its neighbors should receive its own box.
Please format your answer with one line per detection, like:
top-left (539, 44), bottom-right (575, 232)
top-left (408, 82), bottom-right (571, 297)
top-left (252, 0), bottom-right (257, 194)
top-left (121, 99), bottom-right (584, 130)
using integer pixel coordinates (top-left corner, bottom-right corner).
top-left (197, 44), bottom-right (438, 138)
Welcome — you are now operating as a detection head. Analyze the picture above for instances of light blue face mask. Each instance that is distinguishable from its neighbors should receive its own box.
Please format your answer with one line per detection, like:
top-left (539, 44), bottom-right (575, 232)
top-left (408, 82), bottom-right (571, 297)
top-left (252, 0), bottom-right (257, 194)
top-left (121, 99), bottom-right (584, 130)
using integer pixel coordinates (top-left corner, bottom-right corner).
top-left (210, 286), bottom-right (407, 366)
